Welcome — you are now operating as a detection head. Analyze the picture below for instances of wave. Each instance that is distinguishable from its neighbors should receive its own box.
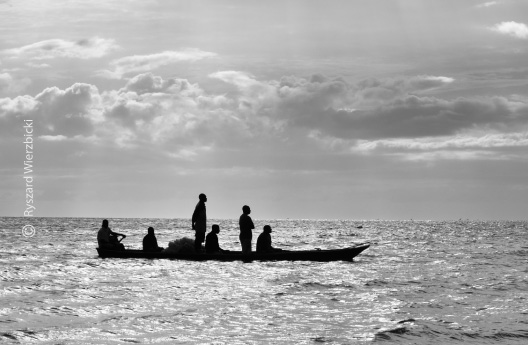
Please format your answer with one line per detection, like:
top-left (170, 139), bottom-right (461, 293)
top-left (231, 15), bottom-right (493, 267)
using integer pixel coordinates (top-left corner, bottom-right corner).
top-left (373, 319), bottom-right (528, 344)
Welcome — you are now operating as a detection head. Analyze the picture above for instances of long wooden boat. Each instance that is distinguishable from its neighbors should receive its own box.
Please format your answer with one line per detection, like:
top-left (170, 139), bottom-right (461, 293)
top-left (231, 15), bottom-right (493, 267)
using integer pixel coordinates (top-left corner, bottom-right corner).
top-left (96, 244), bottom-right (370, 262)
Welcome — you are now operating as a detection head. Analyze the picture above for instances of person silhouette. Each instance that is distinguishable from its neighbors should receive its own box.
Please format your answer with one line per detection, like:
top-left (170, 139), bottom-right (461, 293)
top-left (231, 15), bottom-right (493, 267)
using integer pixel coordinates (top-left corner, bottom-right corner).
top-left (239, 205), bottom-right (254, 254)
top-left (97, 219), bottom-right (126, 250)
top-left (256, 225), bottom-right (282, 253)
top-left (143, 227), bottom-right (164, 252)
top-left (192, 193), bottom-right (207, 253)
top-left (205, 224), bottom-right (224, 253)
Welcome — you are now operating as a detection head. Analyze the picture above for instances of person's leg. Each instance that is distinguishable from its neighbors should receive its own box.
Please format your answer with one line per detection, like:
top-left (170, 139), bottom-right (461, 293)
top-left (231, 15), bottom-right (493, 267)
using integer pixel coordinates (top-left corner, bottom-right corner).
top-left (195, 232), bottom-right (201, 252)
top-left (195, 232), bottom-right (205, 253)
top-left (241, 239), bottom-right (252, 254)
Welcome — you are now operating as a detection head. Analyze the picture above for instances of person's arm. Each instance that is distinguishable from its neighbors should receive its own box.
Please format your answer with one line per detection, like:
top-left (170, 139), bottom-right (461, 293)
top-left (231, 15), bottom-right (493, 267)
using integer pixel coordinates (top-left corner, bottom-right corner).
top-left (266, 234), bottom-right (273, 251)
top-left (215, 236), bottom-right (221, 252)
top-left (111, 231), bottom-right (126, 241)
top-left (192, 209), bottom-right (197, 229)
top-left (191, 204), bottom-right (201, 230)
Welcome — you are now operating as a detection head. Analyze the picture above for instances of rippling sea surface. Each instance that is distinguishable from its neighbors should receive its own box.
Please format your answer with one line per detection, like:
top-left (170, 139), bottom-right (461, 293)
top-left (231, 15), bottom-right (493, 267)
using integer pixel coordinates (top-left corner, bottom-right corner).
top-left (1, 218), bottom-right (527, 344)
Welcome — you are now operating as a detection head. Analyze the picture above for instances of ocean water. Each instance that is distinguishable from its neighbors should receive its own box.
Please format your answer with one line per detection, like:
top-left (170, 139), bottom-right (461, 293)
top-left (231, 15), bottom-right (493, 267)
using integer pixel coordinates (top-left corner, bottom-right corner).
top-left (0, 217), bottom-right (527, 344)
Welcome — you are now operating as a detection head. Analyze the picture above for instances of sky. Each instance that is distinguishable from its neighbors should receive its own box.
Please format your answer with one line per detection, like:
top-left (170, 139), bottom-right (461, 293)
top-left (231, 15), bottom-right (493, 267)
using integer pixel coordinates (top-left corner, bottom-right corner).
top-left (1, 0), bottom-right (528, 220)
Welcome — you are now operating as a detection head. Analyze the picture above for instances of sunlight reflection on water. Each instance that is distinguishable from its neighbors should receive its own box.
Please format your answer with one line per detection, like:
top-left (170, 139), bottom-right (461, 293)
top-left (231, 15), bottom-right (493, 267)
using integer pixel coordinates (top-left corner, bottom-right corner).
top-left (0, 218), bottom-right (527, 344)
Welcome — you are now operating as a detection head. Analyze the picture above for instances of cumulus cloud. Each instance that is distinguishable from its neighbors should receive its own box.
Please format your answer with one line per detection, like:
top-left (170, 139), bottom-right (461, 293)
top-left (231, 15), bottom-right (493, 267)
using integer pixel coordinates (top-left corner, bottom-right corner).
top-left (207, 73), bottom-right (463, 140)
top-left (100, 49), bottom-right (217, 78)
top-left (491, 21), bottom-right (528, 39)
top-left (2, 37), bottom-right (118, 60)
top-left (0, 83), bottom-right (102, 137)
top-left (1, 72), bottom-right (528, 161)
top-left (0, 94), bottom-right (38, 118)
top-left (119, 72), bottom-right (200, 95)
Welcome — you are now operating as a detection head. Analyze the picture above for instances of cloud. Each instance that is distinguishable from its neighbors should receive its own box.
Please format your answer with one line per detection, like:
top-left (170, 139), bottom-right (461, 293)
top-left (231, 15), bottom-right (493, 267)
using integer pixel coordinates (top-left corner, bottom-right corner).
top-left (491, 21), bottom-right (528, 39)
top-left (409, 75), bottom-right (454, 89)
top-left (209, 71), bottom-right (261, 89)
top-left (2, 72), bottom-right (528, 162)
top-left (309, 131), bottom-right (528, 162)
top-left (0, 72), bottom-right (31, 95)
top-left (119, 72), bottom-right (199, 95)
top-left (352, 75), bottom-right (454, 106)
top-left (0, 83), bottom-right (102, 137)
top-left (40, 135), bottom-right (68, 141)
top-left (2, 37), bottom-right (118, 60)
top-left (207, 73), bottom-right (465, 141)
top-left (100, 49), bottom-right (217, 79)
top-left (477, 1), bottom-right (498, 8)
top-left (25, 62), bottom-right (51, 69)
top-left (354, 133), bottom-right (528, 152)
top-left (321, 95), bottom-right (528, 140)
top-left (0, 94), bottom-right (38, 117)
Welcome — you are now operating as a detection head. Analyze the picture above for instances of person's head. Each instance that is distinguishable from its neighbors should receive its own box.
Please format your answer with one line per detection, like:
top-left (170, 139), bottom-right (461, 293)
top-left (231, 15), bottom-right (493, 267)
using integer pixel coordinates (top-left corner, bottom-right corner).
top-left (102, 219), bottom-right (109, 228)
top-left (148, 226), bottom-right (154, 235)
top-left (212, 224), bottom-right (220, 233)
top-left (242, 205), bottom-right (251, 215)
top-left (199, 193), bottom-right (207, 202)
top-left (263, 225), bottom-right (272, 233)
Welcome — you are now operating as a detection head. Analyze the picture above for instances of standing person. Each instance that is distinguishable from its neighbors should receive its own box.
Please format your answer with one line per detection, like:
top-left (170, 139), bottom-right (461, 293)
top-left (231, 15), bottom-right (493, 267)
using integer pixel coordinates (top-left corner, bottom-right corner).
top-left (239, 205), bottom-right (255, 254)
top-left (191, 193), bottom-right (207, 253)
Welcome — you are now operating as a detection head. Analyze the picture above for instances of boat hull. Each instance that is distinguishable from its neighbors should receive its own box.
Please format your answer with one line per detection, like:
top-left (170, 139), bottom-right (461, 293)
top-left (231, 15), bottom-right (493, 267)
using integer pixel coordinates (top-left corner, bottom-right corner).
top-left (96, 244), bottom-right (370, 262)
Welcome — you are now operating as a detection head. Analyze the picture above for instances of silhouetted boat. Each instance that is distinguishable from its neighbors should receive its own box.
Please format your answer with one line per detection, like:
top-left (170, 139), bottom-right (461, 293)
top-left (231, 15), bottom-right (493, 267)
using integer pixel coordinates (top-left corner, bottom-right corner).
top-left (96, 244), bottom-right (370, 262)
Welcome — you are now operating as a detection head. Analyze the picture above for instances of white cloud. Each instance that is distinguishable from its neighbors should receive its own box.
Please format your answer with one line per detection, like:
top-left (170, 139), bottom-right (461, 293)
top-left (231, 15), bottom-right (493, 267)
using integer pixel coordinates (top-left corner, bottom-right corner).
top-left (2, 37), bottom-right (118, 60)
top-left (1, 83), bottom-right (103, 136)
top-left (0, 94), bottom-right (38, 116)
top-left (209, 71), bottom-right (261, 89)
top-left (415, 75), bottom-right (454, 86)
top-left (101, 49), bottom-right (217, 78)
top-left (477, 1), bottom-right (498, 8)
top-left (310, 131), bottom-right (528, 161)
top-left (353, 133), bottom-right (528, 152)
top-left (26, 62), bottom-right (51, 69)
top-left (2, 73), bottom-right (528, 162)
top-left (40, 135), bottom-right (68, 141)
top-left (491, 21), bottom-right (528, 39)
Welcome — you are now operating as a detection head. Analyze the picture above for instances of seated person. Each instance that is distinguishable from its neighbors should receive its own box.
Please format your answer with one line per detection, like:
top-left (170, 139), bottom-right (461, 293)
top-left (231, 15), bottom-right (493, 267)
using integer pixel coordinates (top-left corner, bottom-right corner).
top-left (256, 225), bottom-right (282, 253)
top-left (97, 219), bottom-right (126, 250)
top-left (205, 224), bottom-right (225, 254)
top-left (143, 227), bottom-right (164, 252)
